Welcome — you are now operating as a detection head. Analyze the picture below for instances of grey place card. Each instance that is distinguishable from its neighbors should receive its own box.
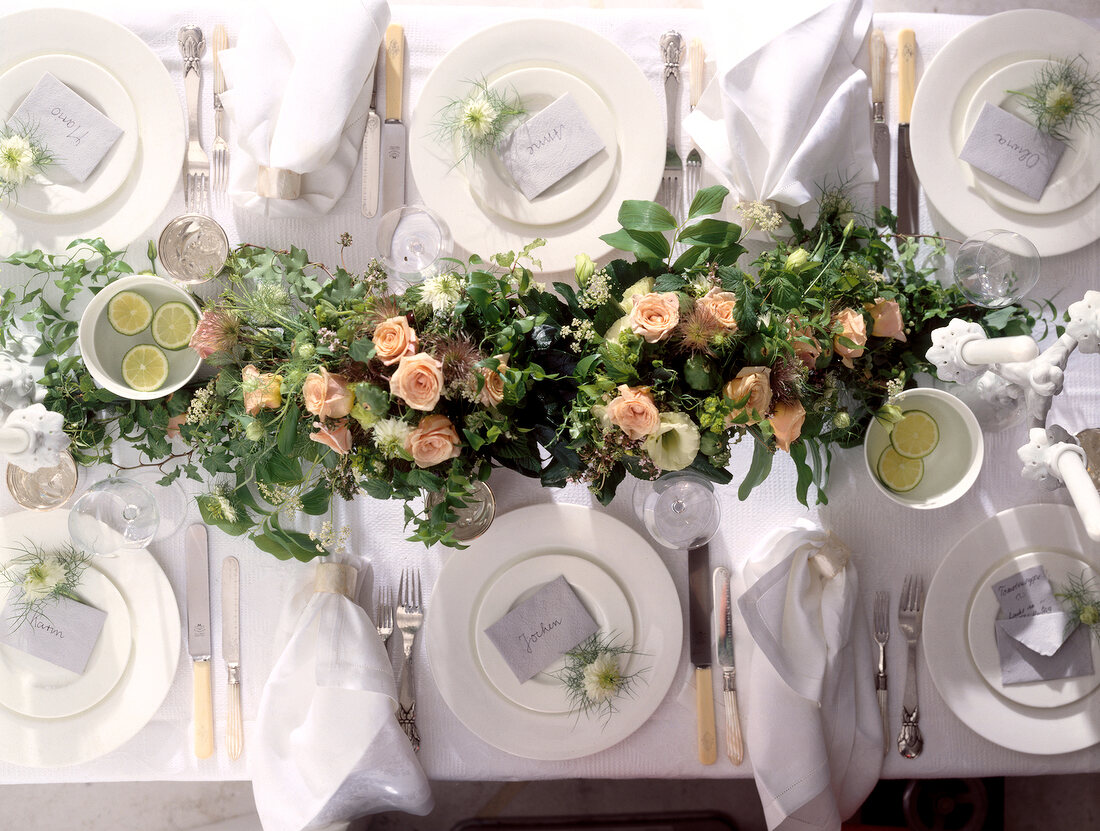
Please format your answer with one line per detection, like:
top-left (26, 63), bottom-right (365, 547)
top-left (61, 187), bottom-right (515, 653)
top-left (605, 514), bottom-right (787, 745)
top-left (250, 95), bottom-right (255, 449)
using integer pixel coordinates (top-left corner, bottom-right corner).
top-left (497, 93), bottom-right (606, 201)
top-left (995, 616), bottom-right (1093, 685)
top-left (484, 575), bottom-right (599, 683)
top-left (8, 73), bottom-right (123, 183)
top-left (959, 103), bottom-right (1066, 201)
top-left (0, 589), bottom-right (107, 675)
top-left (992, 565), bottom-right (1058, 619)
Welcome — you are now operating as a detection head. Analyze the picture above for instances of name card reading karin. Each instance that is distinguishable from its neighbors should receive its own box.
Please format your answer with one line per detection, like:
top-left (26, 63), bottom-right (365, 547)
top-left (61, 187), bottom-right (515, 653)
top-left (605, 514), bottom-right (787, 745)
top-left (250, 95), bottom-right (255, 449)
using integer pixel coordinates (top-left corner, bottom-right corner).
top-left (0, 590), bottom-right (106, 675)
top-left (959, 103), bottom-right (1066, 201)
top-left (484, 575), bottom-right (598, 682)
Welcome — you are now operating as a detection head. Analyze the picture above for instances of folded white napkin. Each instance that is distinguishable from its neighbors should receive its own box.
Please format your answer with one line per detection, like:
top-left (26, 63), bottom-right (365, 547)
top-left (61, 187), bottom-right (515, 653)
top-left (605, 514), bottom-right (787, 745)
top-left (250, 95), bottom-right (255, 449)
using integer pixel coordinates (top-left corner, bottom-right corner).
top-left (219, 0), bottom-right (390, 217)
top-left (685, 0), bottom-right (875, 225)
top-left (736, 521), bottom-right (881, 831)
top-left (251, 561), bottom-right (432, 831)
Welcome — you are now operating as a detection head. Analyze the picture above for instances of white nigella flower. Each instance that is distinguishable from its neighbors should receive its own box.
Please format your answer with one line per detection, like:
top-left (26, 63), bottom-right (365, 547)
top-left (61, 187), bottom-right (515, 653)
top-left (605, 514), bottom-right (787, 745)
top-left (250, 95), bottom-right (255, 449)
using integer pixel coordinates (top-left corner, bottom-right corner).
top-left (420, 272), bottom-right (463, 314)
top-left (372, 417), bottom-right (412, 458)
top-left (21, 557), bottom-right (66, 601)
top-left (461, 95), bottom-right (499, 139)
top-left (0, 134), bottom-right (35, 185)
top-left (582, 652), bottom-right (623, 704)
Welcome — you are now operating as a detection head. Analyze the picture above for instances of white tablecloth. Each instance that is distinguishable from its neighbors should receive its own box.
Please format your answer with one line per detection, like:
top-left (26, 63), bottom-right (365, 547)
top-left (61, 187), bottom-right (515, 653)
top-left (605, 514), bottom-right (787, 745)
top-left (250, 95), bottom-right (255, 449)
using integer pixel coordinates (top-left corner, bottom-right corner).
top-left (1, 1), bottom-right (1099, 785)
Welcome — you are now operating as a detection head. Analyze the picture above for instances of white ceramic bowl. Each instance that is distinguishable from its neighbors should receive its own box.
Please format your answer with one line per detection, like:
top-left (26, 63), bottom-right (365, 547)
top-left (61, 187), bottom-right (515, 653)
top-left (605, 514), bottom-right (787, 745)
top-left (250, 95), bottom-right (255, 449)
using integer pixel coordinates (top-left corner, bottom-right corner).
top-left (78, 274), bottom-right (201, 400)
top-left (863, 387), bottom-right (983, 509)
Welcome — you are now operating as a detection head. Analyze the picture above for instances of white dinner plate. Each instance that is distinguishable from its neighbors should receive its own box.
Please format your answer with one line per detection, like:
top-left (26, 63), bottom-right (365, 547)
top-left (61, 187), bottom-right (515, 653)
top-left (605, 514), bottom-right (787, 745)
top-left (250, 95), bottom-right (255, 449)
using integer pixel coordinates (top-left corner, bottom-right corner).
top-left (0, 509), bottom-right (180, 767)
top-left (425, 503), bottom-right (682, 760)
top-left (0, 54), bottom-right (139, 217)
top-left (473, 551), bottom-right (635, 714)
top-left (910, 10), bottom-right (1100, 257)
top-left (410, 20), bottom-right (665, 273)
top-left (465, 67), bottom-right (619, 227)
top-left (0, 565), bottom-right (132, 720)
top-left (967, 550), bottom-right (1100, 709)
top-left (924, 503), bottom-right (1100, 755)
top-left (0, 9), bottom-right (184, 255)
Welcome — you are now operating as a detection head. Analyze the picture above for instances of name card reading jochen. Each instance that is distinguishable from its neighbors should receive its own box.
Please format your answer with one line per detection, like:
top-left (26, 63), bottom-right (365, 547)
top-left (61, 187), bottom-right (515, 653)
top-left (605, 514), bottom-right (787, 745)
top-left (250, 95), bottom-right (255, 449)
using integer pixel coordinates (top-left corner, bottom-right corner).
top-left (959, 103), bottom-right (1066, 201)
top-left (0, 590), bottom-right (107, 675)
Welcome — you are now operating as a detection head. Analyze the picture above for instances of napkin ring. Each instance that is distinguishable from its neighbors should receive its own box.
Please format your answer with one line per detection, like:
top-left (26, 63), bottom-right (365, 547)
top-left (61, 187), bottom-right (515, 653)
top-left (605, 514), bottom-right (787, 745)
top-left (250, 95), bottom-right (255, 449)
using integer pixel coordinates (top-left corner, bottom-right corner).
top-left (314, 562), bottom-right (357, 598)
top-left (257, 166), bottom-right (302, 200)
top-left (810, 531), bottom-right (851, 581)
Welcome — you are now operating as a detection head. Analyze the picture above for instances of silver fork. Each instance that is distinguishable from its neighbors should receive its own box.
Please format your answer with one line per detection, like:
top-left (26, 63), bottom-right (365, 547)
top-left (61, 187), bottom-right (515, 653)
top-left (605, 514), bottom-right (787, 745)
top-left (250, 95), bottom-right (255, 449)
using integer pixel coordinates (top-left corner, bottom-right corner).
top-left (658, 31), bottom-right (685, 227)
top-left (897, 574), bottom-right (924, 759)
top-left (683, 38), bottom-right (704, 210)
top-left (178, 25), bottom-right (210, 215)
top-left (211, 24), bottom-right (229, 197)
top-left (872, 591), bottom-right (890, 756)
top-left (375, 585), bottom-right (394, 646)
top-left (395, 568), bottom-right (424, 752)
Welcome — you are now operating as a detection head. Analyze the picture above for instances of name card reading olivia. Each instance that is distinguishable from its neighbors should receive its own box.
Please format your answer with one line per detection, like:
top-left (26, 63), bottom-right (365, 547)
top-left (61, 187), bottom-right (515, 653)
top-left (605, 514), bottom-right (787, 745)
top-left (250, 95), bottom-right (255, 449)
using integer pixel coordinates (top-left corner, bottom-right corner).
top-left (9, 73), bottom-right (123, 183)
top-left (484, 575), bottom-right (598, 682)
top-left (0, 590), bottom-right (106, 674)
top-left (959, 103), bottom-right (1066, 201)
top-left (497, 93), bottom-right (606, 201)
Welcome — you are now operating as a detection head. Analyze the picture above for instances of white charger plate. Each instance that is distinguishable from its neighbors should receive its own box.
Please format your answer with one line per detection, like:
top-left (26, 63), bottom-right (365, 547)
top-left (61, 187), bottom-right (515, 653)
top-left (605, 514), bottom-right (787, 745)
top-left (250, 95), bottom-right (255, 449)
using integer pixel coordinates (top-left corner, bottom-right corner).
top-left (0, 509), bottom-right (180, 767)
top-left (0, 9), bottom-right (184, 254)
top-left (910, 10), bottom-right (1100, 257)
top-left (410, 20), bottom-right (664, 273)
top-left (425, 503), bottom-right (682, 760)
top-left (924, 503), bottom-right (1100, 754)
top-left (0, 54), bottom-right (139, 217)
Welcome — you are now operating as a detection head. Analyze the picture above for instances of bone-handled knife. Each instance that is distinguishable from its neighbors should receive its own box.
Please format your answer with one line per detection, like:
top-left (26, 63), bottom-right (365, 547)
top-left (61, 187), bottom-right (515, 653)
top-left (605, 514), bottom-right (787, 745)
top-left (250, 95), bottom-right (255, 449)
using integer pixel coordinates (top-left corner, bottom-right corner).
top-left (870, 29), bottom-right (890, 215)
top-left (688, 540), bottom-right (718, 765)
top-left (380, 23), bottom-right (406, 217)
top-left (896, 29), bottom-right (920, 236)
top-left (362, 58), bottom-right (382, 218)
top-left (186, 524), bottom-right (214, 759)
top-left (222, 556), bottom-right (242, 761)
top-left (713, 566), bottom-right (743, 765)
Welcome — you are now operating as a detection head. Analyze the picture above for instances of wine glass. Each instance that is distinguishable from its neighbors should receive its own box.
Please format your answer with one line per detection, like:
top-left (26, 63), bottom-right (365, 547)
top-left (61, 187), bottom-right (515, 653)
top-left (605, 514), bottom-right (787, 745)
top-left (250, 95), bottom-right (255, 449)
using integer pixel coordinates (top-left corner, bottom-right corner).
top-left (953, 229), bottom-right (1040, 308)
top-left (68, 476), bottom-right (160, 557)
top-left (376, 205), bottom-right (453, 285)
top-left (631, 471), bottom-right (721, 549)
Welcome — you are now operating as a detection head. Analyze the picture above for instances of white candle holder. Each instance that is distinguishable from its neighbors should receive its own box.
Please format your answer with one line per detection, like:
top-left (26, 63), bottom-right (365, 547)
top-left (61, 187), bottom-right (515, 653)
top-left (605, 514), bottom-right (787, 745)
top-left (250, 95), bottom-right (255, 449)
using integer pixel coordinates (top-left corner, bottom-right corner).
top-left (2, 403), bottom-right (70, 474)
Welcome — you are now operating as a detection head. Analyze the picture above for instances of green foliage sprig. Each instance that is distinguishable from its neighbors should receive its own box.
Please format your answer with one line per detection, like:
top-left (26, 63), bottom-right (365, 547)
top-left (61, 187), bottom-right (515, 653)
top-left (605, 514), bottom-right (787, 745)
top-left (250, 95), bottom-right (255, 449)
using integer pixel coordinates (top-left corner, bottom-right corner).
top-left (1056, 571), bottom-right (1100, 642)
top-left (434, 78), bottom-right (526, 164)
top-left (554, 632), bottom-right (647, 723)
top-left (0, 541), bottom-right (90, 633)
top-left (0, 122), bottom-right (54, 202)
top-left (1008, 55), bottom-right (1100, 142)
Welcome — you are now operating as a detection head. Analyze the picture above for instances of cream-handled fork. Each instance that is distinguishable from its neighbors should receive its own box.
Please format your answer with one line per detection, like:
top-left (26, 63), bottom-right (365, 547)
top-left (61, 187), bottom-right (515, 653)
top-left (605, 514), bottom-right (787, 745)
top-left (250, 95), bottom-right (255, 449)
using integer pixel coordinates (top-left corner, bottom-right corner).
top-left (178, 25), bottom-right (210, 214)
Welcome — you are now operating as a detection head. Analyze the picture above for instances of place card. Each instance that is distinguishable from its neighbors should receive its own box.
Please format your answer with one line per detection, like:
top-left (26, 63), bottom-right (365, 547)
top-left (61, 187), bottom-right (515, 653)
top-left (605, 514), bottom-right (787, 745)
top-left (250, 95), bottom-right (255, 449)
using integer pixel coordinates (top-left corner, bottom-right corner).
top-left (0, 589), bottom-right (106, 674)
top-left (484, 575), bottom-right (598, 682)
top-left (992, 565), bottom-right (1058, 619)
top-left (497, 93), bottom-right (605, 201)
top-left (959, 103), bottom-right (1066, 201)
top-left (8, 73), bottom-right (123, 183)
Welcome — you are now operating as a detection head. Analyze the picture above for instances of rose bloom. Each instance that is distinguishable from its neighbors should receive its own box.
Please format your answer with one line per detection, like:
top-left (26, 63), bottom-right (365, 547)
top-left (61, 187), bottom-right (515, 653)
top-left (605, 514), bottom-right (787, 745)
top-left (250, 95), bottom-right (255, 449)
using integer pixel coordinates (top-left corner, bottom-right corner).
top-left (697, 288), bottom-right (738, 331)
top-left (723, 366), bottom-right (773, 424)
top-left (606, 384), bottom-right (660, 440)
top-left (310, 420), bottom-right (352, 455)
top-left (787, 316), bottom-right (823, 368)
top-left (302, 367), bottom-right (354, 419)
top-left (867, 298), bottom-right (907, 342)
top-left (832, 308), bottom-right (867, 363)
top-left (390, 353), bottom-right (444, 411)
top-left (242, 364), bottom-right (282, 416)
top-left (478, 355), bottom-right (508, 409)
top-left (769, 400), bottom-right (807, 452)
top-left (405, 414), bottom-right (462, 468)
top-left (628, 292), bottom-right (680, 343)
top-left (372, 316), bottom-right (418, 366)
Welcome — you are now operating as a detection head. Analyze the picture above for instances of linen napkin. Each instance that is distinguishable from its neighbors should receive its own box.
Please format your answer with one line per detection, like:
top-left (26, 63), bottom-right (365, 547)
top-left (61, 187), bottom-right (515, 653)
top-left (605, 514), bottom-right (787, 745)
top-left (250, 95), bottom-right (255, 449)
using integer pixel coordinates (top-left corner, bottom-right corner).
top-left (737, 521), bottom-right (881, 831)
top-left (218, 0), bottom-right (390, 217)
top-left (250, 560), bottom-right (432, 831)
top-left (685, 0), bottom-right (875, 225)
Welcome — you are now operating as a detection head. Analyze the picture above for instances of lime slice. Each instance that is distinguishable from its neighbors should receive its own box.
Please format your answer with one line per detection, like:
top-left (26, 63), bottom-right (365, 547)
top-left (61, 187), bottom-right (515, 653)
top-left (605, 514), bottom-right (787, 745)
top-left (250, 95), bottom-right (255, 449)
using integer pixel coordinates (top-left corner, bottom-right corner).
top-left (106, 290), bottom-right (153, 336)
top-left (890, 409), bottom-right (940, 459)
top-left (878, 446), bottom-right (924, 493)
top-left (121, 344), bottom-right (169, 392)
top-left (151, 301), bottom-right (197, 350)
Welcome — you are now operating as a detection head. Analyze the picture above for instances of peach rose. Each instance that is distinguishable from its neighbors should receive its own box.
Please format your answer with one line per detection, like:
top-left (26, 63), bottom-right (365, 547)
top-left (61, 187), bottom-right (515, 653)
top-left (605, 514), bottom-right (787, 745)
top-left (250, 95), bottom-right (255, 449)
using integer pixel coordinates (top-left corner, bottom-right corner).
top-left (372, 316), bottom-right (418, 366)
top-left (406, 414), bottom-right (462, 468)
top-left (310, 420), bottom-right (352, 455)
top-left (478, 355), bottom-right (508, 409)
top-left (723, 366), bottom-right (773, 425)
top-left (697, 288), bottom-right (738, 331)
top-left (629, 292), bottom-right (680, 343)
top-left (768, 400), bottom-right (806, 452)
top-left (605, 384), bottom-right (660, 440)
top-left (242, 364), bottom-right (282, 417)
top-left (832, 308), bottom-right (867, 365)
top-left (867, 298), bottom-right (907, 342)
top-left (389, 353), bottom-right (444, 412)
top-left (166, 414), bottom-right (187, 439)
top-left (302, 368), bottom-right (354, 419)
top-left (787, 317), bottom-right (823, 369)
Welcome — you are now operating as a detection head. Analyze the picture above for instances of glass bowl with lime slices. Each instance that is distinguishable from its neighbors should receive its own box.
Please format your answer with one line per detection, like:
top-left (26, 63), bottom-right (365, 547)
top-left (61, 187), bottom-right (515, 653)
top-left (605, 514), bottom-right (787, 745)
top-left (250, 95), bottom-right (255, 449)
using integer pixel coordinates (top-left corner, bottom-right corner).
top-left (78, 274), bottom-right (202, 400)
top-left (863, 387), bottom-right (984, 509)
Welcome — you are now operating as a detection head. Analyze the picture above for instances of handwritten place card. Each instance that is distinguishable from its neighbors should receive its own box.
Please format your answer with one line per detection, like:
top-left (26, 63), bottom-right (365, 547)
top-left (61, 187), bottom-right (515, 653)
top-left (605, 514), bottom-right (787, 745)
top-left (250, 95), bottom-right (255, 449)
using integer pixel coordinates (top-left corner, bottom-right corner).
top-left (484, 575), bottom-right (598, 683)
top-left (0, 589), bottom-right (106, 675)
top-left (497, 93), bottom-right (605, 201)
top-left (959, 103), bottom-right (1066, 201)
top-left (8, 73), bottom-right (123, 183)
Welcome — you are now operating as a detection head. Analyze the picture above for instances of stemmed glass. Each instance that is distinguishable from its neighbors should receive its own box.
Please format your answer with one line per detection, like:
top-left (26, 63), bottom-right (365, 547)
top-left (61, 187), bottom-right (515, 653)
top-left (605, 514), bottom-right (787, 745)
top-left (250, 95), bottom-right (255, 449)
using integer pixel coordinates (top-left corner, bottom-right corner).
top-left (631, 471), bottom-right (721, 549)
top-left (377, 205), bottom-right (454, 286)
top-left (953, 229), bottom-right (1040, 308)
top-left (68, 476), bottom-right (160, 557)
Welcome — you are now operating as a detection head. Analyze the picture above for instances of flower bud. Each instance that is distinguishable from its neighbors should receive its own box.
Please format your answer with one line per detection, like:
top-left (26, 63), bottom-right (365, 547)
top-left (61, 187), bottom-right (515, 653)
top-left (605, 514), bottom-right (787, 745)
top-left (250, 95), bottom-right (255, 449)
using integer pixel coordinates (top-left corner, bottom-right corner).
top-left (245, 419), bottom-right (265, 442)
top-left (833, 410), bottom-right (851, 429)
top-left (297, 343), bottom-right (315, 359)
top-left (574, 253), bottom-right (595, 285)
top-left (785, 249), bottom-right (810, 270)
top-left (1081, 606), bottom-right (1099, 626)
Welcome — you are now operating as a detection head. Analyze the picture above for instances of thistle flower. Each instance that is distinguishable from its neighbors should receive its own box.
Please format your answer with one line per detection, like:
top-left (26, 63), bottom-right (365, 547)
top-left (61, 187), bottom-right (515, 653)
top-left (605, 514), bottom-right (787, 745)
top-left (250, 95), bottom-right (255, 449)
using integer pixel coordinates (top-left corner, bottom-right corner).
top-left (430, 334), bottom-right (482, 386)
top-left (189, 309), bottom-right (240, 359)
top-left (768, 357), bottom-right (807, 405)
top-left (1009, 55), bottom-right (1100, 142)
top-left (673, 304), bottom-right (724, 356)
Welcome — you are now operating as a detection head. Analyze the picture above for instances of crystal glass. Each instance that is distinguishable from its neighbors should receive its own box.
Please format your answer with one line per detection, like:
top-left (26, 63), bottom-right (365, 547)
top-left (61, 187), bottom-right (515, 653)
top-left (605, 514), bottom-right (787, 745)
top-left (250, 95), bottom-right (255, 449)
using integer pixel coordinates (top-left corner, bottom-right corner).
top-left (376, 206), bottom-right (453, 284)
top-left (6, 451), bottom-right (79, 510)
top-left (953, 230), bottom-right (1040, 308)
top-left (121, 467), bottom-right (190, 543)
top-left (424, 480), bottom-right (495, 542)
top-left (68, 476), bottom-right (160, 556)
top-left (631, 471), bottom-right (721, 549)
top-left (158, 214), bottom-right (230, 285)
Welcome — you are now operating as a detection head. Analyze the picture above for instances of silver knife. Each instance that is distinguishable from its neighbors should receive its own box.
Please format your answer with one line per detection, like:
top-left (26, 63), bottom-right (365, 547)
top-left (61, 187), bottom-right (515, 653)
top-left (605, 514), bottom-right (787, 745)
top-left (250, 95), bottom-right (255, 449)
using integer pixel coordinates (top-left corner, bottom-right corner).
top-left (713, 566), bottom-right (744, 765)
top-left (870, 29), bottom-right (890, 216)
top-left (687, 541), bottom-right (718, 765)
top-left (379, 23), bottom-right (406, 217)
top-left (186, 524), bottom-right (214, 759)
top-left (896, 29), bottom-right (919, 235)
top-left (222, 556), bottom-right (242, 761)
top-left (361, 60), bottom-right (382, 218)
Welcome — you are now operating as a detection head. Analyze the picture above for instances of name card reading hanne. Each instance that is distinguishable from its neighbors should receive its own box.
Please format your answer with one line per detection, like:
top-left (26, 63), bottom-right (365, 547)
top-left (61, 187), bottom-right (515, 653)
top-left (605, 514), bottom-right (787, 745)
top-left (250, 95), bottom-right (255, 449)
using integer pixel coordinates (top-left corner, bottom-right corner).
top-left (0, 589), bottom-right (107, 675)
top-left (484, 575), bottom-right (598, 683)
top-left (959, 103), bottom-right (1066, 201)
